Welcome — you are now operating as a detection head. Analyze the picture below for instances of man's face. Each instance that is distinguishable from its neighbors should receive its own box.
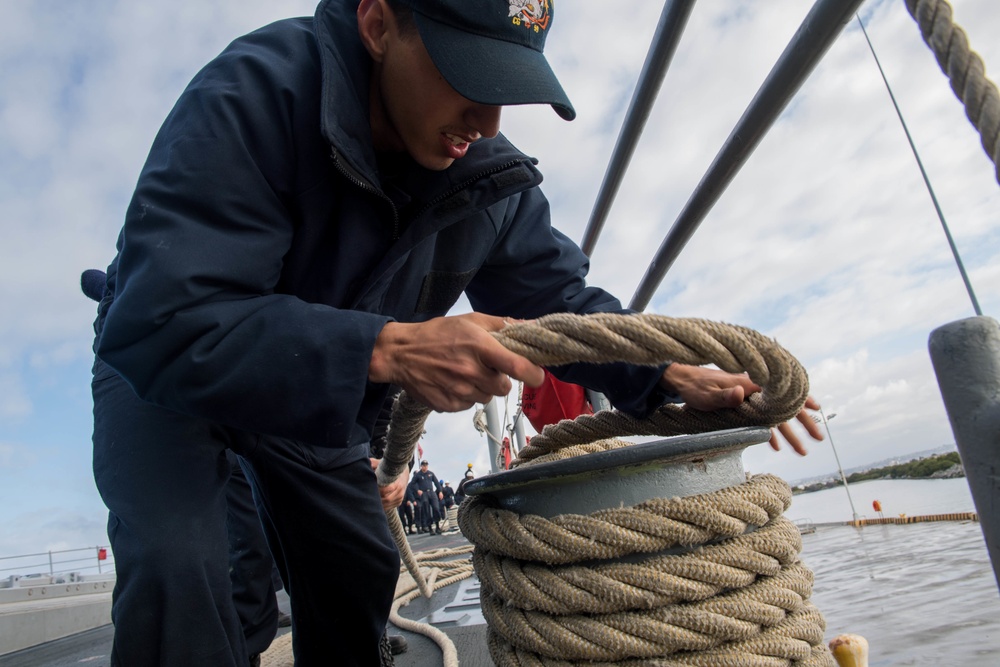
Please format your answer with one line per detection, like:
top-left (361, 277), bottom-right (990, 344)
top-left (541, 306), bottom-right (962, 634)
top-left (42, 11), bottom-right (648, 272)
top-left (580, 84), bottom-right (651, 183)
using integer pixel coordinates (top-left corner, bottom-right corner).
top-left (421, 463), bottom-right (428, 470)
top-left (374, 16), bottom-right (502, 170)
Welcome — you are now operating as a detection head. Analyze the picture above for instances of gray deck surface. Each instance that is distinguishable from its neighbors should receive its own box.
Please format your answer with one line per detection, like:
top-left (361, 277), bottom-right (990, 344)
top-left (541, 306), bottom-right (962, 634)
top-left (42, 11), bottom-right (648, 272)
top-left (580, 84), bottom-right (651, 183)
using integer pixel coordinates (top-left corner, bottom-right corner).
top-left (0, 528), bottom-right (486, 667)
top-left (393, 529), bottom-right (491, 667)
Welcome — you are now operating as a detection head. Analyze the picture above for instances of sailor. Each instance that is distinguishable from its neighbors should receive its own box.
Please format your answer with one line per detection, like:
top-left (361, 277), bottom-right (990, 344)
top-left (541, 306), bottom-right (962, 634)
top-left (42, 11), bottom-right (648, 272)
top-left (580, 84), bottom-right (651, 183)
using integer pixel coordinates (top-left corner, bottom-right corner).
top-left (412, 460), bottom-right (445, 534)
top-left (403, 477), bottom-right (421, 534)
top-left (441, 481), bottom-right (456, 510)
top-left (88, 1), bottom-right (822, 664)
top-left (455, 466), bottom-right (476, 506)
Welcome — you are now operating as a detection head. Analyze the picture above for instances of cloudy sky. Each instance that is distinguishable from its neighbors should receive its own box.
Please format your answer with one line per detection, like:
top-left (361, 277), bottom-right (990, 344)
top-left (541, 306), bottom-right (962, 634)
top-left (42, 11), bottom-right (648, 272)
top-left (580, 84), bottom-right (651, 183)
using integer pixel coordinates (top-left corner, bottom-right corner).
top-left (1, 0), bottom-right (997, 558)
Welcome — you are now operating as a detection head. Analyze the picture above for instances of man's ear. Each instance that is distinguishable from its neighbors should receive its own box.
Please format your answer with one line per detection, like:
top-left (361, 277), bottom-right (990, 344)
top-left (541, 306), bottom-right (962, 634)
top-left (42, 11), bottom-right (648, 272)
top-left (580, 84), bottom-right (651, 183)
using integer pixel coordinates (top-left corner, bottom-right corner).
top-left (357, 0), bottom-right (389, 62)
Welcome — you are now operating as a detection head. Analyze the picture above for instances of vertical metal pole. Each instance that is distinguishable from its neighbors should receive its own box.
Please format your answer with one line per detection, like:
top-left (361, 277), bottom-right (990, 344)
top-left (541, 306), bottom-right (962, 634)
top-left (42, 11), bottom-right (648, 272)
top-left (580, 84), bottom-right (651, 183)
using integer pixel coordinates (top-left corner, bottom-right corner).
top-left (587, 389), bottom-right (612, 413)
top-left (48, 551), bottom-right (53, 576)
top-left (580, 0), bottom-right (698, 256)
top-left (820, 409), bottom-right (860, 522)
top-left (483, 398), bottom-right (505, 473)
top-left (630, 0), bottom-right (866, 311)
top-left (97, 547), bottom-right (102, 574)
top-left (512, 412), bottom-right (526, 456)
top-left (928, 316), bottom-right (1000, 592)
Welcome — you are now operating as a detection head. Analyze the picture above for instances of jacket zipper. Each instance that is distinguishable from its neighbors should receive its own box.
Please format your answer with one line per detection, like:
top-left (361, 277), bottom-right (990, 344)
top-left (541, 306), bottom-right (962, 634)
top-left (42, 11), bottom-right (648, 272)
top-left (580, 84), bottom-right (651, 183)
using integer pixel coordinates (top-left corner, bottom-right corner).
top-left (329, 149), bottom-right (401, 239)
top-left (412, 159), bottom-right (530, 221)
top-left (332, 151), bottom-right (533, 238)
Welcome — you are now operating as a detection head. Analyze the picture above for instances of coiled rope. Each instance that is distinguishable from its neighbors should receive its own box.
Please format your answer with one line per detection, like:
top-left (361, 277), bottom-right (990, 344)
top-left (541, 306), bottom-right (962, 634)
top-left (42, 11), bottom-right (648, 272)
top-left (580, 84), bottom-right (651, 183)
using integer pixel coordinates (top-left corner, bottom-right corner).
top-left (905, 0), bottom-right (1000, 184)
top-left (376, 312), bottom-right (833, 666)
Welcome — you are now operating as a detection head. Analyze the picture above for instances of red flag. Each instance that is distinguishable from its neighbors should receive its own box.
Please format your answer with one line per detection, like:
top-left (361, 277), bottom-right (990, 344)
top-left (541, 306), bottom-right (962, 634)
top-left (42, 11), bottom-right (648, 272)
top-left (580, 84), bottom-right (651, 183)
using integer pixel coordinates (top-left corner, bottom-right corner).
top-left (521, 369), bottom-right (593, 432)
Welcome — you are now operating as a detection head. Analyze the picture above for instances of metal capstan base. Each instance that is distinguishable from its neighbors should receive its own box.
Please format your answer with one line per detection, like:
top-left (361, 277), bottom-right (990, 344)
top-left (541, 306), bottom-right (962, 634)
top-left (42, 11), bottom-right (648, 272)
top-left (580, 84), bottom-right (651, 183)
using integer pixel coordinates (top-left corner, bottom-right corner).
top-left (463, 426), bottom-right (772, 519)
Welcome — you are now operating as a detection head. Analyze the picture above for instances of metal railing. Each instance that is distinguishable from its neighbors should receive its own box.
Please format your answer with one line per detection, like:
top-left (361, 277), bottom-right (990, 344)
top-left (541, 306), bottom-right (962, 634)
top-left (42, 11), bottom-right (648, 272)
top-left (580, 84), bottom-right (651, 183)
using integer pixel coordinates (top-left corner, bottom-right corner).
top-left (0, 546), bottom-right (115, 585)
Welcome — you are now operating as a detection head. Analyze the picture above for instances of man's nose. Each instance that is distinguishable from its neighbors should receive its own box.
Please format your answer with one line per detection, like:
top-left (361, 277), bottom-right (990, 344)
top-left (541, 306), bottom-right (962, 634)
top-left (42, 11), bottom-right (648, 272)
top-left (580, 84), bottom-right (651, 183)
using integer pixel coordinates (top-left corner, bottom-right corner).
top-left (467, 104), bottom-right (502, 139)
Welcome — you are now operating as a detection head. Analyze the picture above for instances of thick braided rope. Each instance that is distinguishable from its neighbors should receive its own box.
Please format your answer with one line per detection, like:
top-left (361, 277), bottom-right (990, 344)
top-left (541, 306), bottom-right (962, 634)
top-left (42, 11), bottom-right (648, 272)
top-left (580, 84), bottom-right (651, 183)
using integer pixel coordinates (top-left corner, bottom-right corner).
top-left (458, 473), bottom-right (792, 565)
top-left (472, 516), bottom-right (803, 615)
top-left (496, 314), bottom-right (809, 465)
top-left (377, 392), bottom-right (436, 597)
top-left (487, 602), bottom-right (830, 667)
top-left (482, 562), bottom-right (815, 660)
top-left (905, 0), bottom-right (1000, 184)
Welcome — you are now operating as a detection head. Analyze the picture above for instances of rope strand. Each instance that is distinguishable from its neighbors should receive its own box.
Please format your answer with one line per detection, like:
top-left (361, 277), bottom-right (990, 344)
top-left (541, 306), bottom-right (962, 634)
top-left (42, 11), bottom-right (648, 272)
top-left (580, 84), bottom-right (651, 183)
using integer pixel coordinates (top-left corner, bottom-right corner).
top-left (905, 0), bottom-right (1000, 184)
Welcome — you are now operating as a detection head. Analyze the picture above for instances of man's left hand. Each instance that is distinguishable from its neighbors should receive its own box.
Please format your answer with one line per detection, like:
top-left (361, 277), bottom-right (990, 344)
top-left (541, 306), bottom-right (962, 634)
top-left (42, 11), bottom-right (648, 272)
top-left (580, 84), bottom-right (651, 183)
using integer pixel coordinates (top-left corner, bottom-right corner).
top-left (371, 458), bottom-right (406, 512)
top-left (659, 363), bottom-right (824, 456)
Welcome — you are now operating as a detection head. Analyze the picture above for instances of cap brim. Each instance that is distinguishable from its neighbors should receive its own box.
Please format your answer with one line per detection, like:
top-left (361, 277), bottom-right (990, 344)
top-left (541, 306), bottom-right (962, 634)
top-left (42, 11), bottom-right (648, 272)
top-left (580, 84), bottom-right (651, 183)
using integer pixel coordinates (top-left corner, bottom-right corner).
top-left (413, 14), bottom-right (576, 121)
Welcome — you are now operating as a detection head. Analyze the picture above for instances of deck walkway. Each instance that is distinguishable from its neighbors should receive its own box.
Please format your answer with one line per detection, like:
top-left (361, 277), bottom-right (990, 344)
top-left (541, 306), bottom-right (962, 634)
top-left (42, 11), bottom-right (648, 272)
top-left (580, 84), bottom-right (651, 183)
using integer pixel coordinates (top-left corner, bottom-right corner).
top-left (0, 528), bottom-right (487, 667)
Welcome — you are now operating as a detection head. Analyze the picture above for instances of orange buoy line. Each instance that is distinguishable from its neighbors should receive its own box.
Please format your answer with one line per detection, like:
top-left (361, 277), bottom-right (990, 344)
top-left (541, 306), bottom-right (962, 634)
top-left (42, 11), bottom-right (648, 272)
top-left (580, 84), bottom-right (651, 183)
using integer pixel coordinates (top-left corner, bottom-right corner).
top-left (846, 512), bottom-right (978, 527)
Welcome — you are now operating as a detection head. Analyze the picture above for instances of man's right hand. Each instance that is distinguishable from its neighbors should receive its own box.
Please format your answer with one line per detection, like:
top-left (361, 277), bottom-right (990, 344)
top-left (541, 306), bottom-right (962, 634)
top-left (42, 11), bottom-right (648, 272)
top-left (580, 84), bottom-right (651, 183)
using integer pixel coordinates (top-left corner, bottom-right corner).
top-left (659, 363), bottom-right (823, 456)
top-left (368, 313), bottom-right (544, 412)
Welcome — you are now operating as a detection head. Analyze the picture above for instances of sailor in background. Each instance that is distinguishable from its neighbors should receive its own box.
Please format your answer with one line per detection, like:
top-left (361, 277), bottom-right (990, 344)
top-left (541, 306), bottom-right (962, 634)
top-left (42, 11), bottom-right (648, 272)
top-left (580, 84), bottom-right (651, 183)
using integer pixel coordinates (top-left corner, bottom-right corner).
top-left (412, 460), bottom-right (445, 534)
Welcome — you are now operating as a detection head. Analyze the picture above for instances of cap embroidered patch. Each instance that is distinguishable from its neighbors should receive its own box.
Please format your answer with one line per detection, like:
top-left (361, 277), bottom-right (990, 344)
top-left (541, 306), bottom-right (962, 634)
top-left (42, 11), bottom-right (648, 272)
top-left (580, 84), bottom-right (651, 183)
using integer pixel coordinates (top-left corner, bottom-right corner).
top-left (509, 1), bottom-right (551, 32)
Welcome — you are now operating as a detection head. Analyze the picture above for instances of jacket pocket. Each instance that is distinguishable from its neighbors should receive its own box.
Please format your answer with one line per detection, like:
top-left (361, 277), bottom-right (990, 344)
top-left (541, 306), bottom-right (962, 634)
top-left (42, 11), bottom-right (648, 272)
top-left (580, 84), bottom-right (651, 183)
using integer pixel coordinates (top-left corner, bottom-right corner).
top-left (414, 268), bottom-right (477, 315)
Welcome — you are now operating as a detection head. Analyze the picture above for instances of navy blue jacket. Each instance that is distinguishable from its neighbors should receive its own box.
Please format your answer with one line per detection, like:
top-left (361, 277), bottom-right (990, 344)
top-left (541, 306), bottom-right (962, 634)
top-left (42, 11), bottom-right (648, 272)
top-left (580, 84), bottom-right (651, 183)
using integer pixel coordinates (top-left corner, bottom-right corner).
top-left (404, 480), bottom-right (419, 505)
top-left (93, 0), bottom-right (667, 450)
top-left (411, 470), bottom-right (442, 496)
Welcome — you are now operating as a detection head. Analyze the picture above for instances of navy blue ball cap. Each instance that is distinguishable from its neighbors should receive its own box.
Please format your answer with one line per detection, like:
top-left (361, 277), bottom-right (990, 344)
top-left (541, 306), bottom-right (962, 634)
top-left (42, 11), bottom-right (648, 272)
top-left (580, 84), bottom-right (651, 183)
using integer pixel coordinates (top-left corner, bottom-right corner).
top-left (394, 0), bottom-right (575, 121)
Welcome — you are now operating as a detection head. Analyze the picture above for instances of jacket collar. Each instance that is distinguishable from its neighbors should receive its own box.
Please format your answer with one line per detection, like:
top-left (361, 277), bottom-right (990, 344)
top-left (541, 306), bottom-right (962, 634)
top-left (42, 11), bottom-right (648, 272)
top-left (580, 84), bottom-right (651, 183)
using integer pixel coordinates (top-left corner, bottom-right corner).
top-left (314, 0), bottom-right (380, 187)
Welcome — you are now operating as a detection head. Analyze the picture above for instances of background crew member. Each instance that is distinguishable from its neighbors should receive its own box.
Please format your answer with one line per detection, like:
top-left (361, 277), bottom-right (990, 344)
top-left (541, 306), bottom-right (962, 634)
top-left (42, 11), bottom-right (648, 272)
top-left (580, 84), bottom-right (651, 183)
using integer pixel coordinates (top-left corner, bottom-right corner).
top-left (412, 460), bottom-right (445, 534)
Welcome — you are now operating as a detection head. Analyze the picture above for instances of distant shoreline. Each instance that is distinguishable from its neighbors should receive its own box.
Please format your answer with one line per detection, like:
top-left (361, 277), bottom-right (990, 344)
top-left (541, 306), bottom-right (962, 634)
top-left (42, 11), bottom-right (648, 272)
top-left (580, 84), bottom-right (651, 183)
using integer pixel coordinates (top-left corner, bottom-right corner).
top-left (792, 452), bottom-right (963, 495)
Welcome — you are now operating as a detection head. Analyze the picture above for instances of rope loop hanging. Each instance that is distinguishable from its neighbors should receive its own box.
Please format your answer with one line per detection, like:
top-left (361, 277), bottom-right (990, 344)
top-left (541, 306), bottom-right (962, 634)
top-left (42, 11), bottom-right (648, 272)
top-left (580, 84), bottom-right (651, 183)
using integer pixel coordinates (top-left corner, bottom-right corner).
top-left (496, 313), bottom-right (809, 465)
top-left (905, 0), bottom-right (1000, 184)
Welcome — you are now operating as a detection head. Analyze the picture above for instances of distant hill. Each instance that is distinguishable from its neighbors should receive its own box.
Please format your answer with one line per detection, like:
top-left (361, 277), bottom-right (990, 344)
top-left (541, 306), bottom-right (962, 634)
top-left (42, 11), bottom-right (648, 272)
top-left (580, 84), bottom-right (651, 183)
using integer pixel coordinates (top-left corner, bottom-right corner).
top-left (792, 450), bottom-right (963, 494)
top-left (789, 443), bottom-right (957, 487)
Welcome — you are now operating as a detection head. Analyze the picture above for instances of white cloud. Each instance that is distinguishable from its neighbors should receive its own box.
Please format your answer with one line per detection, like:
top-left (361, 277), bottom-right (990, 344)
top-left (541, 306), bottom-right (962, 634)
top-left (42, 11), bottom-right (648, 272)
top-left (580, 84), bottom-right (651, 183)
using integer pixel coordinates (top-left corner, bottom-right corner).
top-left (0, 441), bottom-right (38, 470)
top-left (0, 374), bottom-right (32, 420)
top-left (0, 509), bottom-right (110, 560)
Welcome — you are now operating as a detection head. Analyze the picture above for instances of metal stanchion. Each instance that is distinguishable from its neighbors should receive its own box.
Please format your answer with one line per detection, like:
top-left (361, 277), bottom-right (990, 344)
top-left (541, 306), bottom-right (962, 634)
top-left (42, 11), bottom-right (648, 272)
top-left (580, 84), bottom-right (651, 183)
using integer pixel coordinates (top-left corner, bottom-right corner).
top-left (929, 316), bottom-right (1000, 592)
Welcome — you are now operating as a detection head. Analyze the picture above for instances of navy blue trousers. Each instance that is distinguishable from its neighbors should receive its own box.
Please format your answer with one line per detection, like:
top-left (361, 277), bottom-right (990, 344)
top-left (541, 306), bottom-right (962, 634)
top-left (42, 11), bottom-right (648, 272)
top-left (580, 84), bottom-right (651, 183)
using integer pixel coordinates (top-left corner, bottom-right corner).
top-left (92, 360), bottom-right (399, 666)
top-left (418, 494), bottom-right (442, 529)
top-left (226, 450), bottom-right (280, 657)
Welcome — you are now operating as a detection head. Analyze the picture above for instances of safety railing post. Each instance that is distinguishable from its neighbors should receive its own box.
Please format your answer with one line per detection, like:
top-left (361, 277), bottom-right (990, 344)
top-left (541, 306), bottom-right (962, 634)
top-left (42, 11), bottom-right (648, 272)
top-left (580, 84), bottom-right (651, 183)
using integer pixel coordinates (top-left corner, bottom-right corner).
top-left (630, 0), bottom-right (867, 311)
top-left (929, 316), bottom-right (1000, 592)
top-left (580, 0), bottom-right (698, 257)
top-left (483, 398), bottom-right (505, 473)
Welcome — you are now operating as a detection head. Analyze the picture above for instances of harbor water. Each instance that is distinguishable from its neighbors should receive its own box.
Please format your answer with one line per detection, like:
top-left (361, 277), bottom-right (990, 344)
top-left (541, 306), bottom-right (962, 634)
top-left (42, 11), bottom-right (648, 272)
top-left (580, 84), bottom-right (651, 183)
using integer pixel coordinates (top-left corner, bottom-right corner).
top-left (787, 478), bottom-right (1000, 666)
top-left (784, 477), bottom-right (977, 525)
